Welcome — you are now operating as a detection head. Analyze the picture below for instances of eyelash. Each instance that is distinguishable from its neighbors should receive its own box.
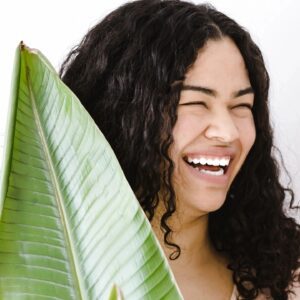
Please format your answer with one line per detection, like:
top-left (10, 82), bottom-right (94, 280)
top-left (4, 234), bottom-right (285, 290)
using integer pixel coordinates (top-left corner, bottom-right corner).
top-left (233, 103), bottom-right (253, 110)
top-left (180, 102), bottom-right (253, 110)
top-left (179, 101), bottom-right (207, 108)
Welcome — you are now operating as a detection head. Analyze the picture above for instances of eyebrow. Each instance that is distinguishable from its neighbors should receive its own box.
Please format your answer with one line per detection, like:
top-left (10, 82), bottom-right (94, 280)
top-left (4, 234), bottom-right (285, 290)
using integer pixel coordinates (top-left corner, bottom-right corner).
top-left (181, 85), bottom-right (254, 98)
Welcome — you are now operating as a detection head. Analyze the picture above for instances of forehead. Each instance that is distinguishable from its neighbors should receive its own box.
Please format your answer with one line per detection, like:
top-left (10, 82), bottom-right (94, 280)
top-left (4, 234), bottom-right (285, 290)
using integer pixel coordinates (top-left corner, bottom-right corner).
top-left (184, 37), bottom-right (250, 94)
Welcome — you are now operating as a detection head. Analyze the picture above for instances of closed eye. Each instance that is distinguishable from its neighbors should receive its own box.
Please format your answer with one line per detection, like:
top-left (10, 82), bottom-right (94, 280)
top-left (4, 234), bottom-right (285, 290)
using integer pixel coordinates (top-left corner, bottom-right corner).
top-left (231, 103), bottom-right (253, 117)
top-left (232, 103), bottom-right (253, 110)
top-left (179, 101), bottom-right (208, 108)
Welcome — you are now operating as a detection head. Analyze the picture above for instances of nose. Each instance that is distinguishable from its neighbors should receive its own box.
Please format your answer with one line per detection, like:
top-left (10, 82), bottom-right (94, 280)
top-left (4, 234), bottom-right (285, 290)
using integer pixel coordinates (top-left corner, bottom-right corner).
top-left (204, 110), bottom-right (239, 143)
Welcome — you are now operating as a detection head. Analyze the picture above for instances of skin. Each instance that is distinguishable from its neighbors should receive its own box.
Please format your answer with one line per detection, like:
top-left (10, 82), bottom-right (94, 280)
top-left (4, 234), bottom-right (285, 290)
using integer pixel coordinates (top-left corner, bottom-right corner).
top-left (152, 37), bottom-right (256, 299)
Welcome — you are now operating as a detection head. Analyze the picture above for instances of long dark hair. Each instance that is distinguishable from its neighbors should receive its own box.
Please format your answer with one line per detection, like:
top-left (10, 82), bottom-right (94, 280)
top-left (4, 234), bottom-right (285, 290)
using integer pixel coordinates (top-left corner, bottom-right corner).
top-left (59, 1), bottom-right (300, 298)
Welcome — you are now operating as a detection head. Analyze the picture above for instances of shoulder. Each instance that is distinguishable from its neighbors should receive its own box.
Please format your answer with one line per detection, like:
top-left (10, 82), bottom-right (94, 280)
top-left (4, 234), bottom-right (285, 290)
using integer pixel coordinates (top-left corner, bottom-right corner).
top-left (288, 268), bottom-right (300, 300)
top-left (288, 285), bottom-right (300, 300)
top-left (231, 281), bottom-right (300, 300)
top-left (230, 285), bottom-right (269, 300)
top-left (231, 269), bottom-right (300, 299)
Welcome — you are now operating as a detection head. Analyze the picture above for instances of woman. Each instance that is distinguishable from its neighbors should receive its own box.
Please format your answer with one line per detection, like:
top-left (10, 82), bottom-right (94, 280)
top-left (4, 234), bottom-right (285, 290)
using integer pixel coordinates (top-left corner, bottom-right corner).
top-left (59, 0), bottom-right (300, 299)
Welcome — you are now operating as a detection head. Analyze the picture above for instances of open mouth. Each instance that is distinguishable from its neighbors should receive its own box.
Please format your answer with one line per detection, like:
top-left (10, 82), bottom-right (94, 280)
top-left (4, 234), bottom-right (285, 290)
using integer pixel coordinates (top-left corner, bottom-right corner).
top-left (183, 155), bottom-right (231, 176)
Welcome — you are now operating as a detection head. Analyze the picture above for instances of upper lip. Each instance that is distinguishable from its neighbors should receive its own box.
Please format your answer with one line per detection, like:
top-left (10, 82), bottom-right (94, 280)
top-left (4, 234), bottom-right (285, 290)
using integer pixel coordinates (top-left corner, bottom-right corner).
top-left (182, 148), bottom-right (237, 174)
top-left (182, 148), bottom-right (237, 160)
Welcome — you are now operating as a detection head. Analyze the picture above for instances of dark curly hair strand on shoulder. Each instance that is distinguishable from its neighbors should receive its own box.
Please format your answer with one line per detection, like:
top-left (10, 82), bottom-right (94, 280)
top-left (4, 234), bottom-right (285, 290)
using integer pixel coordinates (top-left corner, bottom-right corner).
top-left (60, 1), bottom-right (300, 298)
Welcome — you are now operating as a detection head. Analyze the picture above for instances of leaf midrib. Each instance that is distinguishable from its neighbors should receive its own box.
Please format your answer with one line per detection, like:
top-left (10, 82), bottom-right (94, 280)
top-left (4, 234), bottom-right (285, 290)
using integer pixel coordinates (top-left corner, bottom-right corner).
top-left (24, 50), bottom-right (86, 300)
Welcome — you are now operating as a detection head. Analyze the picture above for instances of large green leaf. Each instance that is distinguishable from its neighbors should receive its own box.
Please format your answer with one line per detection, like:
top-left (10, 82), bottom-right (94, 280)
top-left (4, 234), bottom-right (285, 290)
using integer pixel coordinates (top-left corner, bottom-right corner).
top-left (0, 43), bottom-right (182, 300)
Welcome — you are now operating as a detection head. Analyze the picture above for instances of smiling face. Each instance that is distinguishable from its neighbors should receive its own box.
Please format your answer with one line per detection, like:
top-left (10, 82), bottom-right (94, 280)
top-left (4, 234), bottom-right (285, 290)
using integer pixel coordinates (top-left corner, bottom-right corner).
top-left (169, 37), bottom-right (256, 220)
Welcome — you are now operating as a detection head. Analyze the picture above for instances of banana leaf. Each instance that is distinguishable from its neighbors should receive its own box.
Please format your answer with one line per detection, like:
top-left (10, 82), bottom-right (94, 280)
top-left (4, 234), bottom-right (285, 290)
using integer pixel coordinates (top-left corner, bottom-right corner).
top-left (0, 42), bottom-right (182, 300)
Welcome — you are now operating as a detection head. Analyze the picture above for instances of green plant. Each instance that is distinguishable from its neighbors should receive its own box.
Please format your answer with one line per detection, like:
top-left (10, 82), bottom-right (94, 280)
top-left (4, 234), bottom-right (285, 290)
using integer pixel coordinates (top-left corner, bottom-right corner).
top-left (0, 42), bottom-right (182, 300)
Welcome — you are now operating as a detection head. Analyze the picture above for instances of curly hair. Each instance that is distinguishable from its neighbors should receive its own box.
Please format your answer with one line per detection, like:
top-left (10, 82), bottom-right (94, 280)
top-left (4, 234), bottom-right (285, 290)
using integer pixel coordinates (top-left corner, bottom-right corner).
top-left (59, 0), bottom-right (300, 298)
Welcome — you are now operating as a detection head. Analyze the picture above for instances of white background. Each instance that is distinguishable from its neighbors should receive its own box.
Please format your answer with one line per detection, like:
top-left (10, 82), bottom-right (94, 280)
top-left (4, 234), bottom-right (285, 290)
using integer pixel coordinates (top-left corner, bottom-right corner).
top-left (0, 0), bottom-right (299, 219)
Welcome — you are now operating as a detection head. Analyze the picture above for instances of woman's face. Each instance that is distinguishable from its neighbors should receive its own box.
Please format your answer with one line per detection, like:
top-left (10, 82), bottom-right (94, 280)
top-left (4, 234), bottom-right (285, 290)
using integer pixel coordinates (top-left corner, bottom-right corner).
top-left (169, 37), bottom-right (255, 220)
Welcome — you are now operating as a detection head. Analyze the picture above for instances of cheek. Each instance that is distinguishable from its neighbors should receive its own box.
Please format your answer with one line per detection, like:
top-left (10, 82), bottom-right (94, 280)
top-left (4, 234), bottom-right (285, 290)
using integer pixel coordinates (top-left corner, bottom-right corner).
top-left (169, 118), bottom-right (196, 176)
top-left (172, 114), bottom-right (206, 150)
top-left (238, 118), bottom-right (256, 154)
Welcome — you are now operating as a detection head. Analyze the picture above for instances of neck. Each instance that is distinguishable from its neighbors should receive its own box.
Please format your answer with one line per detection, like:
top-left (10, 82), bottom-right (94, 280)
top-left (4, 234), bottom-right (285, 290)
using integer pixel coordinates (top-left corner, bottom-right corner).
top-left (151, 201), bottom-right (218, 271)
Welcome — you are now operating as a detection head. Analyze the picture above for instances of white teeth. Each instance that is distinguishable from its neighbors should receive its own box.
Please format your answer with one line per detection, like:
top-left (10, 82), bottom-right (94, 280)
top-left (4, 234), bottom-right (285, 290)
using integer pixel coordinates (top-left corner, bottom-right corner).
top-left (186, 156), bottom-right (230, 167)
top-left (187, 157), bottom-right (195, 163)
top-left (212, 159), bottom-right (219, 166)
top-left (207, 159), bottom-right (213, 165)
top-left (199, 158), bottom-right (206, 165)
top-left (199, 168), bottom-right (224, 176)
top-left (220, 158), bottom-right (230, 167)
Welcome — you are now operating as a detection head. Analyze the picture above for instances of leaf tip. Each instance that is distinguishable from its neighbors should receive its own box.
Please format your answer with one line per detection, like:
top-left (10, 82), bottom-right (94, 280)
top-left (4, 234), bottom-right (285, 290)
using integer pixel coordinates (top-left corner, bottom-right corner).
top-left (19, 41), bottom-right (28, 52)
top-left (19, 41), bottom-right (39, 56)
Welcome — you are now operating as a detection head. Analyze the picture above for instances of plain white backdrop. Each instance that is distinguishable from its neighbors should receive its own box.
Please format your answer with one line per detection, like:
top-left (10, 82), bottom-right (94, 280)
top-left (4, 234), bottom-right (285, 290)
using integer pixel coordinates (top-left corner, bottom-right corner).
top-left (0, 0), bottom-right (299, 218)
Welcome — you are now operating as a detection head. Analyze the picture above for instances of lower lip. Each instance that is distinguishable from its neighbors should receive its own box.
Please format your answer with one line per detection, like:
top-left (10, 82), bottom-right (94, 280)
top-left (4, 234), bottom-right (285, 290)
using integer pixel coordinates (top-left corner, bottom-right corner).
top-left (183, 160), bottom-right (231, 185)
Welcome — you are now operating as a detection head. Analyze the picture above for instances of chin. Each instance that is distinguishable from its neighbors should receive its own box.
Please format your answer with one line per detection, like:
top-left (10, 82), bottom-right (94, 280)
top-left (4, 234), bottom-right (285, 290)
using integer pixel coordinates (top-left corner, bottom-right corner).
top-left (197, 198), bottom-right (226, 214)
top-left (179, 191), bottom-right (228, 217)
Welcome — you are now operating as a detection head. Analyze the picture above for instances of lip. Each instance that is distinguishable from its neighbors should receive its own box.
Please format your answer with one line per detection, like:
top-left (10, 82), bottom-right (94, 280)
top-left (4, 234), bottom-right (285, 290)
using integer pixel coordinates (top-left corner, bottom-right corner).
top-left (182, 148), bottom-right (237, 185)
top-left (183, 148), bottom-right (236, 160)
top-left (183, 160), bottom-right (230, 185)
